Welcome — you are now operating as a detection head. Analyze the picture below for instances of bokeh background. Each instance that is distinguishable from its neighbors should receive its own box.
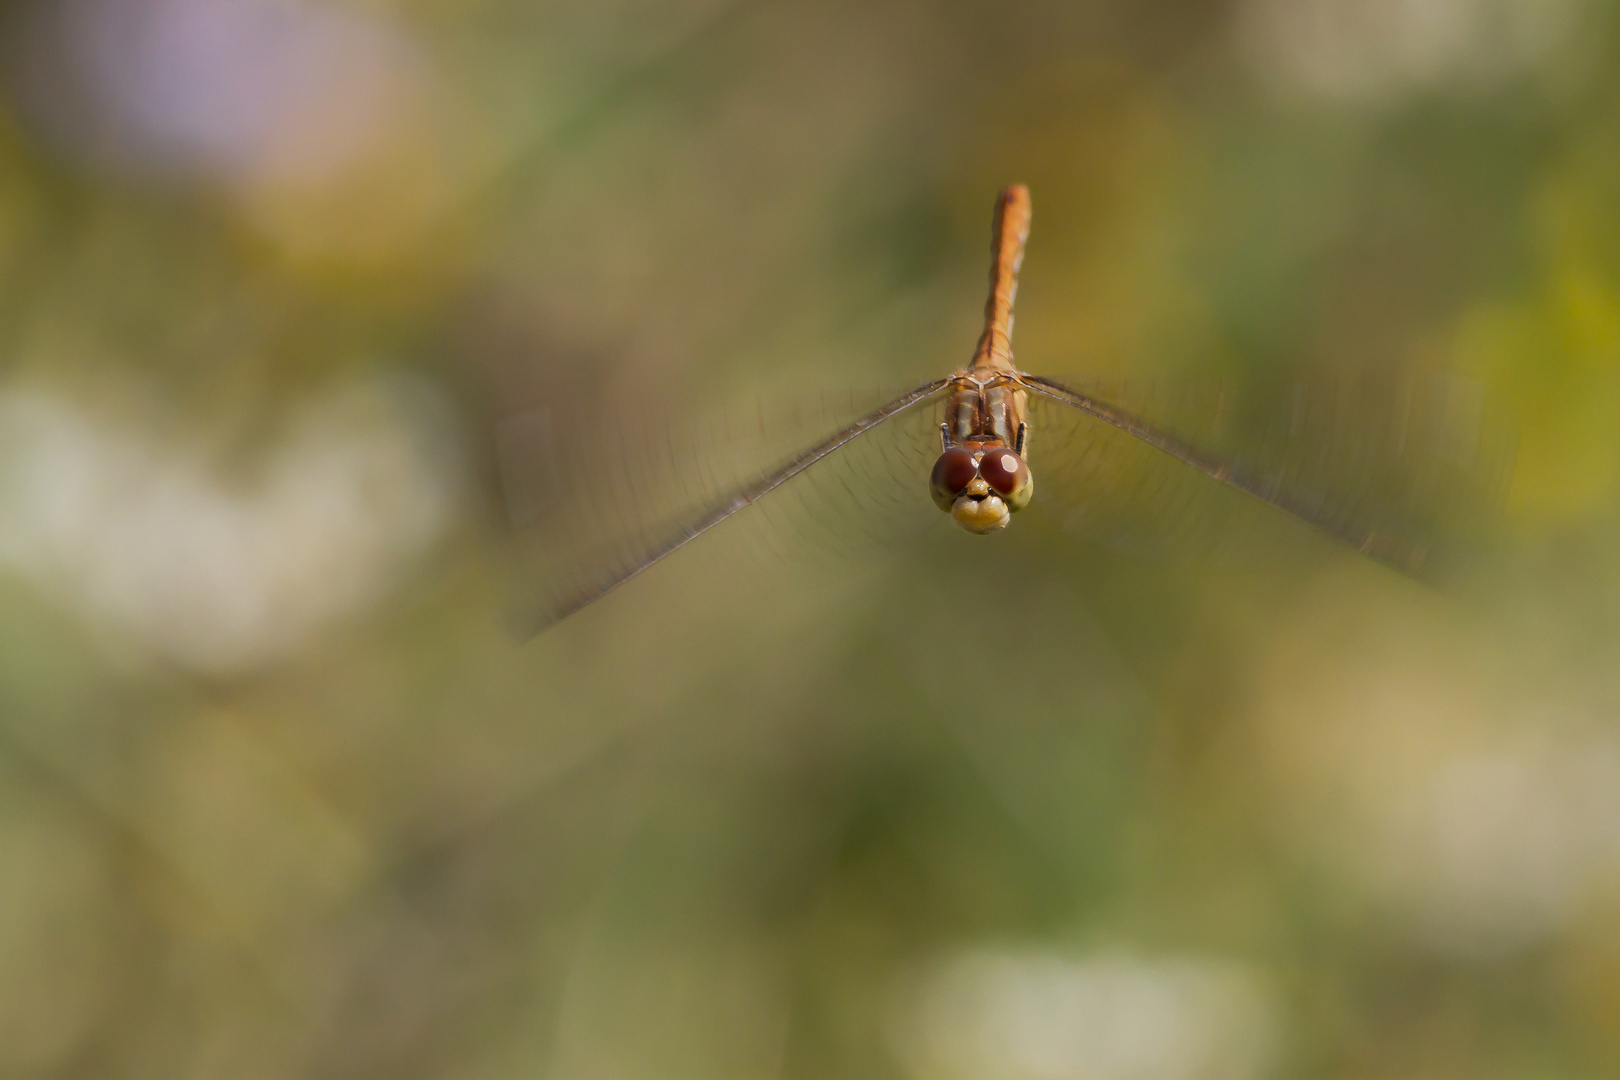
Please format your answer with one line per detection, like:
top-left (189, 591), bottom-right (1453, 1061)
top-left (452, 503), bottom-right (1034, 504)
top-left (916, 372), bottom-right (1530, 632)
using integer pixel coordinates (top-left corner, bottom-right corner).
top-left (0, 0), bottom-right (1616, 1077)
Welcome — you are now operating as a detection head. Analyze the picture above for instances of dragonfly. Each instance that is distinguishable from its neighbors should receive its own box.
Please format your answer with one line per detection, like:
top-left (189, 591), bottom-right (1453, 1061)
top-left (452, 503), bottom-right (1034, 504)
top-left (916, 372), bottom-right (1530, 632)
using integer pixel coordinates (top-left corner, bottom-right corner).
top-left (496, 185), bottom-right (1506, 634)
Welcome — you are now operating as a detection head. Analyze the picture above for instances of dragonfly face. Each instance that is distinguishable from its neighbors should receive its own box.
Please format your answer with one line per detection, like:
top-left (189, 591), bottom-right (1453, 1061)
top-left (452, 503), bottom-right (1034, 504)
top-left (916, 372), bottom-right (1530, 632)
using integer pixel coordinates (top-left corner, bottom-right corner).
top-left (930, 441), bottom-right (1033, 533)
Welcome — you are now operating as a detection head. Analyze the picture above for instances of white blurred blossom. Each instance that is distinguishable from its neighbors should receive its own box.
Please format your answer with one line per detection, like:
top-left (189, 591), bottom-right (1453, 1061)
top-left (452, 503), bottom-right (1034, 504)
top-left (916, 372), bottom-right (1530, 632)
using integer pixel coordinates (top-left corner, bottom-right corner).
top-left (890, 950), bottom-right (1275, 1080)
top-left (0, 377), bottom-right (457, 674)
top-left (1254, 590), bottom-right (1620, 958)
top-left (1361, 731), bottom-right (1620, 955)
top-left (1236, 0), bottom-right (1583, 100)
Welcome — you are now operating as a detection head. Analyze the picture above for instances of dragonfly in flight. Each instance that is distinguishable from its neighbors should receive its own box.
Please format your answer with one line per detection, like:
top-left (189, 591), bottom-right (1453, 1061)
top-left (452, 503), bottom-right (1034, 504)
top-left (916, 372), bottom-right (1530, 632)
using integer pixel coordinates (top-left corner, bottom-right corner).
top-left (496, 185), bottom-right (1505, 633)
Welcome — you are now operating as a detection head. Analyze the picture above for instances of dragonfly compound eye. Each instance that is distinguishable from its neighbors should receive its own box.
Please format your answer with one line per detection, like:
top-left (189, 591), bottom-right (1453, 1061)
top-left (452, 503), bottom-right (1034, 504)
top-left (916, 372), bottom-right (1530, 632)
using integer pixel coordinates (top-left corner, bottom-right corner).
top-left (929, 447), bottom-right (979, 512)
top-left (976, 449), bottom-right (1033, 512)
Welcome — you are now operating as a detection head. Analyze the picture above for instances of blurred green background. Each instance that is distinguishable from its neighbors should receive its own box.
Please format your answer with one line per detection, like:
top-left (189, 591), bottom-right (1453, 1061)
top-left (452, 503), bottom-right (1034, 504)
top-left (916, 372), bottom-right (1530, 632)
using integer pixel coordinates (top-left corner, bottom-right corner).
top-left (0, 0), bottom-right (1616, 1077)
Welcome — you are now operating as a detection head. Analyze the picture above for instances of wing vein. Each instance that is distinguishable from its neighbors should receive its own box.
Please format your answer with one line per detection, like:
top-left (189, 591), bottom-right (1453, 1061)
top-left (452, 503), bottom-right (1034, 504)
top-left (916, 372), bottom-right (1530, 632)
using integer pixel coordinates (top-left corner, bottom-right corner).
top-left (513, 377), bottom-right (951, 635)
top-left (1022, 374), bottom-right (1427, 574)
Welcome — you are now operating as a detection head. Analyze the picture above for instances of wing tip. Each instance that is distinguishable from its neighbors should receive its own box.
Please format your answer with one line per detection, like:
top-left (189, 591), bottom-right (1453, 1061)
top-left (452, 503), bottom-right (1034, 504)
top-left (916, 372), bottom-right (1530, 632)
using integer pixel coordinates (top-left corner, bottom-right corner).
top-left (1361, 531), bottom-right (1429, 577)
top-left (503, 600), bottom-right (563, 642)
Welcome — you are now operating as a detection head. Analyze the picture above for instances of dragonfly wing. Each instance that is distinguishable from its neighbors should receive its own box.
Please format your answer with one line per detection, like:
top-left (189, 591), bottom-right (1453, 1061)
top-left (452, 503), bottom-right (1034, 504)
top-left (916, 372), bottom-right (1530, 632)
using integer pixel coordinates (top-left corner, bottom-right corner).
top-left (496, 377), bottom-right (950, 634)
top-left (1021, 371), bottom-right (1512, 576)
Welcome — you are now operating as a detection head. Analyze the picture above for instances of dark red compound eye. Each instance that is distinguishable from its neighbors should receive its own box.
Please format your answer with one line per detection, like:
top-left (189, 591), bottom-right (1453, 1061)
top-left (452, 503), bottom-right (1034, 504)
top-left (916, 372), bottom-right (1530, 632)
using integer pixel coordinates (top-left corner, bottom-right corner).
top-left (977, 449), bottom-right (1028, 496)
top-left (929, 447), bottom-right (978, 512)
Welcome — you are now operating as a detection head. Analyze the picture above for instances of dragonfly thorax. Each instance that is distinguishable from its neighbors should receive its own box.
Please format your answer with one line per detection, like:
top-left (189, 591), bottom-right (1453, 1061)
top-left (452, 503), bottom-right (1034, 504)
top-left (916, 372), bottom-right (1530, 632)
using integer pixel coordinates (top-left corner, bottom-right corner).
top-left (945, 377), bottom-right (1026, 447)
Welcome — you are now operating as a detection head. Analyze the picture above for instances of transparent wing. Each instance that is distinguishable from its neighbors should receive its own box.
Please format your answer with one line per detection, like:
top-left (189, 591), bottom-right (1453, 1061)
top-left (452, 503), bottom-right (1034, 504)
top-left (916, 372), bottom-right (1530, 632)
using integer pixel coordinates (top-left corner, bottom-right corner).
top-left (495, 376), bottom-right (950, 634)
top-left (1020, 370), bottom-right (1513, 575)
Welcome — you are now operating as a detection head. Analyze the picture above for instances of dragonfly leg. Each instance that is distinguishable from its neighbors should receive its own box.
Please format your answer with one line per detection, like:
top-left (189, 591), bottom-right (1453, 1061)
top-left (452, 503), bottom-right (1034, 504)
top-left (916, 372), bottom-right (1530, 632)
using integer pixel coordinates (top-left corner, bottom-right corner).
top-left (940, 423), bottom-right (954, 452)
top-left (1015, 421), bottom-right (1027, 456)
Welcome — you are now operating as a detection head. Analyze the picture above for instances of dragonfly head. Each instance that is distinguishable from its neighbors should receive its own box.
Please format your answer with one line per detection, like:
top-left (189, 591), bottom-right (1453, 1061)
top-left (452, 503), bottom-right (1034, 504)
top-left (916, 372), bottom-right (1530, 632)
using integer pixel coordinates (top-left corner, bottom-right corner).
top-left (930, 444), bottom-right (1033, 534)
